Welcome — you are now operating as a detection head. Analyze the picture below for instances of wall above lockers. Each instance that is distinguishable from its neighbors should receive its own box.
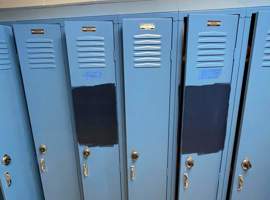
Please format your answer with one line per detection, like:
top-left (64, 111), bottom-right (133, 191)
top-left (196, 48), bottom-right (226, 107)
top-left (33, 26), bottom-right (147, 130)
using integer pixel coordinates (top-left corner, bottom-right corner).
top-left (0, 0), bottom-right (270, 22)
top-left (0, 0), bottom-right (138, 9)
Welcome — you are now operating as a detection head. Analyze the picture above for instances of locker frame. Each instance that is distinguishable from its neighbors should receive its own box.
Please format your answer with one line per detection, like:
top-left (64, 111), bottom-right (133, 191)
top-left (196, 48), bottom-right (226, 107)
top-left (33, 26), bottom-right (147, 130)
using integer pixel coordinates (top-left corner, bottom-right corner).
top-left (5, 14), bottom-right (126, 200)
top-left (3, 12), bottom-right (181, 200)
top-left (0, 6), bottom-right (260, 200)
top-left (0, 25), bottom-right (44, 200)
top-left (118, 11), bottom-right (182, 200)
top-left (64, 20), bottom-right (123, 200)
top-left (176, 9), bottom-right (247, 200)
top-left (13, 23), bottom-right (84, 200)
top-left (228, 7), bottom-right (270, 199)
top-left (226, 15), bottom-right (253, 200)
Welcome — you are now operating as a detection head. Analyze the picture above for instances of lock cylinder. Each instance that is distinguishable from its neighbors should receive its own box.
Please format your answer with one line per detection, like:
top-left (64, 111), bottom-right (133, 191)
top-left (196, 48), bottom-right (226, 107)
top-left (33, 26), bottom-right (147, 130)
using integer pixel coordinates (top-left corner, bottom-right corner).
top-left (131, 150), bottom-right (139, 162)
top-left (39, 144), bottom-right (47, 154)
top-left (2, 154), bottom-right (11, 166)
top-left (185, 156), bottom-right (194, 169)
top-left (241, 159), bottom-right (252, 171)
top-left (83, 147), bottom-right (91, 159)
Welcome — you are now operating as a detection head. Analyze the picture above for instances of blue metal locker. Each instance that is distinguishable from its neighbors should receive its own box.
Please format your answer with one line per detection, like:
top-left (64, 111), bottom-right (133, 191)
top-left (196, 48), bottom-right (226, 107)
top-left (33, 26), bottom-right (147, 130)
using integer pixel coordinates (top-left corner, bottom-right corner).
top-left (122, 18), bottom-right (173, 200)
top-left (178, 14), bottom-right (238, 200)
top-left (0, 25), bottom-right (43, 200)
top-left (64, 21), bottom-right (121, 200)
top-left (13, 24), bottom-right (82, 200)
top-left (230, 11), bottom-right (270, 200)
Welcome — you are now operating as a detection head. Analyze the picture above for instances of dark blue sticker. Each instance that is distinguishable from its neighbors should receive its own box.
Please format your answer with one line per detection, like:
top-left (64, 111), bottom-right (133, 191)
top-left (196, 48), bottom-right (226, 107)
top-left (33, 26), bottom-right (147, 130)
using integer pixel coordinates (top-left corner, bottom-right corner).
top-left (72, 84), bottom-right (118, 147)
top-left (181, 84), bottom-right (231, 154)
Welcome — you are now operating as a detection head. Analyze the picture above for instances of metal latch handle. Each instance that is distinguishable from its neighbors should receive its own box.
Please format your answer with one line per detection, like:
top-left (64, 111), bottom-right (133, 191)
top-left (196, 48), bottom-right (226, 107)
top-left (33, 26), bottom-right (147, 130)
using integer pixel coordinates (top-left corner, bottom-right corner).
top-left (183, 173), bottom-right (190, 190)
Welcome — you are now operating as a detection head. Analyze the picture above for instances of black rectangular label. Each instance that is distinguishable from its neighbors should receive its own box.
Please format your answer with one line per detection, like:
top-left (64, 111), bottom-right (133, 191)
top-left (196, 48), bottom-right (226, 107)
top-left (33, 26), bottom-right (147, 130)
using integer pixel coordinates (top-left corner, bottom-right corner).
top-left (181, 84), bottom-right (231, 154)
top-left (72, 84), bottom-right (118, 146)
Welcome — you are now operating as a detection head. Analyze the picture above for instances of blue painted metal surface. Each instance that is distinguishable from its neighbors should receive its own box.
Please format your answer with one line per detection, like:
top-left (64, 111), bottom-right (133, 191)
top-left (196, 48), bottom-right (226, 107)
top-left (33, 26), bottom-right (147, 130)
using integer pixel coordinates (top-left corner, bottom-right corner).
top-left (0, 25), bottom-right (43, 200)
top-left (231, 11), bottom-right (270, 200)
top-left (185, 14), bottom-right (238, 86)
top-left (217, 15), bottom-right (249, 200)
top-left (13, 24), bottom-right (82, 200)
top-left (122, 18), bottom-right (173, 200)
top-left (118, 13), bottom-right (180, 200)
top-left (64, 21), bottom-right (121, 200)
top-left (178, 14), bottom-right (239, 200)
top-left (0, 7), bottom-right (260, 200)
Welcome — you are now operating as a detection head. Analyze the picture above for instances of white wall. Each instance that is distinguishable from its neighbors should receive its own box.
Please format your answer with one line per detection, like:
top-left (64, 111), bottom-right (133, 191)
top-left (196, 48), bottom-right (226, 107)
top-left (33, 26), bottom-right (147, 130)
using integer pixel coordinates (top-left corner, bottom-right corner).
top-left (0, 0), bottom-right (269, 22)
top-left (0, 0), bottom-right (136, 9)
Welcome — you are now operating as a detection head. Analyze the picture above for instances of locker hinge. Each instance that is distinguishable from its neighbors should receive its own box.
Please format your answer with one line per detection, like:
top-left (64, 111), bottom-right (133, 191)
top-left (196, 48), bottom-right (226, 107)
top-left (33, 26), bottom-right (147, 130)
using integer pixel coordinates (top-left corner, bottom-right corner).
top-left (170, 49), bottom-right (173, 64)
top-left (113, 52), bottom-right (117, 64)
top-left (233, 46), bottom-right (237, 63)
top-left (233, 53), bottom-right (236, 65)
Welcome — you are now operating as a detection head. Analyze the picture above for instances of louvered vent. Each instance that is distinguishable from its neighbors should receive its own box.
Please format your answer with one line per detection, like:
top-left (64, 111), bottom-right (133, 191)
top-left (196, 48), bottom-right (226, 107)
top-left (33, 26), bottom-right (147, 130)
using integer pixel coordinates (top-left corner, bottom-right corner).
top-left (133, 34), bottom-right (162, 68)
top-left (0, 40), bottom-right (10, 70)
top-left (196, 31), bottom-right (227, 68)
top-left (262, 31), bottom-right (270, 67)
top-left (26, 38), bottom-right (56, 69)
top-left (76, 36), bottom-right (106, 68)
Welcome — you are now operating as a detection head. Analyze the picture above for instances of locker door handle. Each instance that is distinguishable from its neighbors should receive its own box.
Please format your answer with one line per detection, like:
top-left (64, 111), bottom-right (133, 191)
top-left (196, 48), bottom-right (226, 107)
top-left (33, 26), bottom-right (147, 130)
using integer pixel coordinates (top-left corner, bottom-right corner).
top-left (130, 165), bottom-right (136, 181)
top-left (4, 172), bottom-right (12, 187)
top-left (183, 173), bottom-right (190, 190)
top-left (83, 162), bottom-right (89, 177)
top-left (237, 175), bottom-right (244, 191)
top-left (40, 158), bottom-right (46, 173)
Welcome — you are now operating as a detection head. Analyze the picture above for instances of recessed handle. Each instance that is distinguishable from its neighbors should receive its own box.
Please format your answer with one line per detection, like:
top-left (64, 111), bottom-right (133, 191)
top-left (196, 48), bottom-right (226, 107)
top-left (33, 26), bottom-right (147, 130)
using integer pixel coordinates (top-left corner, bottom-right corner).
top-left (183, 173), bottom-right (190, 190)
top-left (237, 175), bottom-right (244, 191)
top-left (40, 158), bottom-right (46, 173)
top-left (4, 172), bottom-right (11, 187)
top-left (83, 162), bottom-right (89, 177)
top-left (130, 165), bottom-right (136, 181)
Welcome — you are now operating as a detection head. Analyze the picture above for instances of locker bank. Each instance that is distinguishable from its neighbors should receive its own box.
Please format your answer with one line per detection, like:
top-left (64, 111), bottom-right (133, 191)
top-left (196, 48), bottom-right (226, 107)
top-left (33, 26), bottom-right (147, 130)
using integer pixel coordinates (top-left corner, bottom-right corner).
top-left (0, 0), bottom-right (269, 200)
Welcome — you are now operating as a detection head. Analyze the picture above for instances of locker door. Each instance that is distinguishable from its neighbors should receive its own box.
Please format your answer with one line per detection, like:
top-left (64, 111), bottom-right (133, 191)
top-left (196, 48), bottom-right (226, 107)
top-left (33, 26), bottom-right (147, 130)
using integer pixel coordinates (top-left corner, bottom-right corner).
top-left (123, 18), bottom-right (172, 200)
top-left (178, 14), bottom-right (238, 200)
top-left (13, 24), bottom-right (81, 200)
top-left (230, 11), bottom-right (270, 200)
top-left (64, 21), bottom-right (121, 200)
top-left (0, 25), bottom-right (43, 200)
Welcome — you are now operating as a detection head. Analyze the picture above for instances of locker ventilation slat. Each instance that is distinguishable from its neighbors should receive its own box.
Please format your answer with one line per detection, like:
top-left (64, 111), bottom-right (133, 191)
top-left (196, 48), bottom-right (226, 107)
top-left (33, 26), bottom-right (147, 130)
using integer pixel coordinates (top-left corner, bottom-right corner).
top-left (133, 34), bottom-right (162, 68)
top-left (196, 31), bottom-right (226, 68)
top-left (76, 36), bottom-right (106, 68)
top-left (262, 31), bottom-right (270, 67)
top-left (26, 38), bottom-right (56, 69)
top-left (0, 40), bottom-right (11, 70)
